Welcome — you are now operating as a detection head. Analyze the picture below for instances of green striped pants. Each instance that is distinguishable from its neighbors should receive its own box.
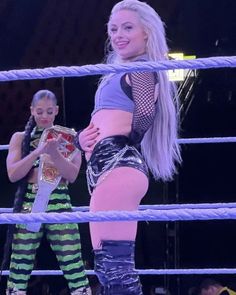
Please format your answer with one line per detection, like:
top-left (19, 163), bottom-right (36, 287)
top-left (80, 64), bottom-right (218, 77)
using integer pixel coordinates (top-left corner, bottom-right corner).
top-left (7, 183), bottom-right (89, 293)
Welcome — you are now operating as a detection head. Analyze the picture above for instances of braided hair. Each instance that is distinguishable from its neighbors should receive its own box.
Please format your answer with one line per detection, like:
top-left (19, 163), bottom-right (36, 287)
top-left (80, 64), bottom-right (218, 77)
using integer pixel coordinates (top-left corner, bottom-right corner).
top-left (0, 115), bottom-right (36, 277)
top-left (1, 89), bottom-right (57, 275)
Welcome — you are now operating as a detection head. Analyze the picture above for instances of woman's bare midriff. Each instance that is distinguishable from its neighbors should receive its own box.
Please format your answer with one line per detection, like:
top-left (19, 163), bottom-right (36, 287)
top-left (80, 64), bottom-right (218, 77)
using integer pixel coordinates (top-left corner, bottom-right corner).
top-left (86, 109), bottom-right (132, 160)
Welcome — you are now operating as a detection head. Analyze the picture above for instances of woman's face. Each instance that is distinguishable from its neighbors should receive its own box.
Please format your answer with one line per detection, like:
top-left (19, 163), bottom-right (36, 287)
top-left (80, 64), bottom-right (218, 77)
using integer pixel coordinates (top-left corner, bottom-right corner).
top-left (108, 9), bottom-right (147, 61)
top-left (30, 97), bottom-right (58, 129)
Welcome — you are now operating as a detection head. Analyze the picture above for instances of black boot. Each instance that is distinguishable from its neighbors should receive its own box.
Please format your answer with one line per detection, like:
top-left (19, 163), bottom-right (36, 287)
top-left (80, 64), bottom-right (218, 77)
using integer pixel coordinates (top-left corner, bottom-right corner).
top-left (94, 249), bottom-right (106, 294)
top-left (6, 288), bottom-right (26, 295)
top-left (101, 240), bottom-right (143, 295)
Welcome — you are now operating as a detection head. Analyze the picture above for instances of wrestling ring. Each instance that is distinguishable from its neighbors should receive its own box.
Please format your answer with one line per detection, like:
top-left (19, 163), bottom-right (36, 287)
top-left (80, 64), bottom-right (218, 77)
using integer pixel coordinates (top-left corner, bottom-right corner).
top-left (0, 56), bottom-right (236, 284)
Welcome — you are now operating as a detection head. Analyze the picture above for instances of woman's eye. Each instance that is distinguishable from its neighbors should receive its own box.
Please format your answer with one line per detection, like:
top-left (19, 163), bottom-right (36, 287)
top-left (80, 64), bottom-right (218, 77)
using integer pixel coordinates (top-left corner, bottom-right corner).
top-left (47, 111), bottom-right (53, 115)
top-left (110, 28), bottom-right (117, 33)
top-left (125, 26), bottom-right (132, 30)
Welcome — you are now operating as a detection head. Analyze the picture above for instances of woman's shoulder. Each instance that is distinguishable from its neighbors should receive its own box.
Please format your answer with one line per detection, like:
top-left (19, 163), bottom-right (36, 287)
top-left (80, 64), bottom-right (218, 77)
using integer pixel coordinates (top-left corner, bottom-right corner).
top-left (10, 131), bottom-right (25, 144)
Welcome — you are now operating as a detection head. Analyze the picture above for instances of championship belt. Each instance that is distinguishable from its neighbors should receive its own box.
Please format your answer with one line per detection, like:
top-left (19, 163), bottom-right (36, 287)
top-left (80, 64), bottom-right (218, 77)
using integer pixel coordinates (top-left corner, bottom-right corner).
top-left (26, 125), bottom-right (78, 232)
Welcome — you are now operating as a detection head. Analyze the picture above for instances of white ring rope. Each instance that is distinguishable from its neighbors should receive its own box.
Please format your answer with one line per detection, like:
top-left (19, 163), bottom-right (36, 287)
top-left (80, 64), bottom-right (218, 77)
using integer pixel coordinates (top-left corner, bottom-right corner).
top-left (1, 268), bottom-right (236, 276)
top-left (1, 208), bottom-right (236, 224)
top-left (2, 202), bottom-right (236, 213)
top-left (1, 136), bottom-right (236, 150)
top-left (0, 56), bottom-right (235, 82)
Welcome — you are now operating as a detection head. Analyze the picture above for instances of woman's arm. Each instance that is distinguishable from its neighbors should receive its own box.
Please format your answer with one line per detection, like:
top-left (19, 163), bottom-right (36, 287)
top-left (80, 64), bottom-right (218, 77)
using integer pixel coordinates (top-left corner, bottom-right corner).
top-left (128, 71), bottom-right (157, 145)
top-left (6, 132), bottom-right (40, 182)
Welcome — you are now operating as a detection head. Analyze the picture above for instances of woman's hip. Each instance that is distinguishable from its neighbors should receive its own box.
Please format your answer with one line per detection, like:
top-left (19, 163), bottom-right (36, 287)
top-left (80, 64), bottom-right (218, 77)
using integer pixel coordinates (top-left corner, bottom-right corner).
top-left (87, 135), bottom-right (149, 194)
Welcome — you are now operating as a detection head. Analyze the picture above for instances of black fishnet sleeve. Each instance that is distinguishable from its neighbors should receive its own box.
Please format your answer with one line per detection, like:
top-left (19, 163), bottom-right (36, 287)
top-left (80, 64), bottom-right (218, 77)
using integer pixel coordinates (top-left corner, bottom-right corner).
top-left (129, 71), bottom-right (157, 145)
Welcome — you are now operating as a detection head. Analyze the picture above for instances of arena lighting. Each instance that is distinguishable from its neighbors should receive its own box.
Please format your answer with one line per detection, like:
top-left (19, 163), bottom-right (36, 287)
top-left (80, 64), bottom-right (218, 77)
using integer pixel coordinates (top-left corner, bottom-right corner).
top-left (168, 53), bottom-right (196, 81)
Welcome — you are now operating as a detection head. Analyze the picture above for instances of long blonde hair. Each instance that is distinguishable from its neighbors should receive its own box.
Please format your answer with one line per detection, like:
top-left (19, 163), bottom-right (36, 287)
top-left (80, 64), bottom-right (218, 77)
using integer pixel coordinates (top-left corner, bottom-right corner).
top-left (105, 0), bottom-right (182, 181)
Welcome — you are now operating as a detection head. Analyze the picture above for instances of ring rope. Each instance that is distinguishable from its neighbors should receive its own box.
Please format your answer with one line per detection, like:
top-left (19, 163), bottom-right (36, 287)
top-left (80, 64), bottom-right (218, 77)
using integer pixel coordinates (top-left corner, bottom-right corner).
top-left (0, 56), bottom-right (235, 82)
top-left (1, 268), bottom-right (236, 276)
top-left (1, 136), bottom-right (236, 150)
top-left (1, 208), bottom-right (236, 224)
top-left (0, 145), bottom-right (9, 150)
top-left (2, 202), bottom-right (236, 213)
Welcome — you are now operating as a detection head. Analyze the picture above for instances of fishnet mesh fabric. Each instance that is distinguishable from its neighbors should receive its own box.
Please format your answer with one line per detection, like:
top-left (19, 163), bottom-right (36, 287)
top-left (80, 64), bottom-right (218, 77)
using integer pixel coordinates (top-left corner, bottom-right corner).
top-left (129, 72), bottom-right (157, 145)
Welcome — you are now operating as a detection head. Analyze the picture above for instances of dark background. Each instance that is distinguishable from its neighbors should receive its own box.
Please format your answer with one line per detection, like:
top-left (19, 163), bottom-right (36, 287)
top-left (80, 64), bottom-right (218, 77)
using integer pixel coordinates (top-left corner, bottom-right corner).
top-left (0, 0), bottom-right (236, 294)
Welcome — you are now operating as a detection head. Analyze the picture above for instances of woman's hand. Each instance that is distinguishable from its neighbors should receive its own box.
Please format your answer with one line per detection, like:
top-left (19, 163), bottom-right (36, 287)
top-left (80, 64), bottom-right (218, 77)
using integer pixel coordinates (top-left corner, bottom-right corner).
top-left (77, 123), bottom-right (99, 152)
top-left (44, 135), bottom-right (61, 156)
top-left (34, 136), bottom-right (60, 158)
top-left (39, 135), bottom-right (81, 183)
top-left (40, 153), bottom-right (55, 166)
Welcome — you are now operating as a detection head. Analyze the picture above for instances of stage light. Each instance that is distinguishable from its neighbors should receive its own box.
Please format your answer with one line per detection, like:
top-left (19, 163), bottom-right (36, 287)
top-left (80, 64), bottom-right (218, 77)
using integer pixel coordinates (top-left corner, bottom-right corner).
top-left (168, 53), bottom-right (196, 82)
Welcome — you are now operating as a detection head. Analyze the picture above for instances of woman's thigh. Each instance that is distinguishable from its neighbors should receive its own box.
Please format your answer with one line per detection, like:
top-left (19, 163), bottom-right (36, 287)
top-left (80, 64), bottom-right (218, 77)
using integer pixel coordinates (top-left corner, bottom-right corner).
top-left (89, 167), bottom-right (148, 249)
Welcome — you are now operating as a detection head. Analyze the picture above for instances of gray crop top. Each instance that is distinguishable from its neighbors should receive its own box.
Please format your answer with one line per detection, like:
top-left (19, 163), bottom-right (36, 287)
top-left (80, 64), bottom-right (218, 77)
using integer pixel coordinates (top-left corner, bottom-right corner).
top-left (92, 72), bottom-right (135, 114)
top-left (92, 57), bottom-right (158, 145)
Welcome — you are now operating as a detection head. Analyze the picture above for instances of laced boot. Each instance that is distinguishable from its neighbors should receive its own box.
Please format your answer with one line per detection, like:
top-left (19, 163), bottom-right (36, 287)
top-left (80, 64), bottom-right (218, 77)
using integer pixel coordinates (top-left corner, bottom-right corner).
top-left (6, 288), bottom-right (26, 295)
top-left (94, 249), bottom-right (108, 294)
top-left (101, 240), bottom-right (143, 295)
top-left (71, 286), bottom-right (92, 295)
